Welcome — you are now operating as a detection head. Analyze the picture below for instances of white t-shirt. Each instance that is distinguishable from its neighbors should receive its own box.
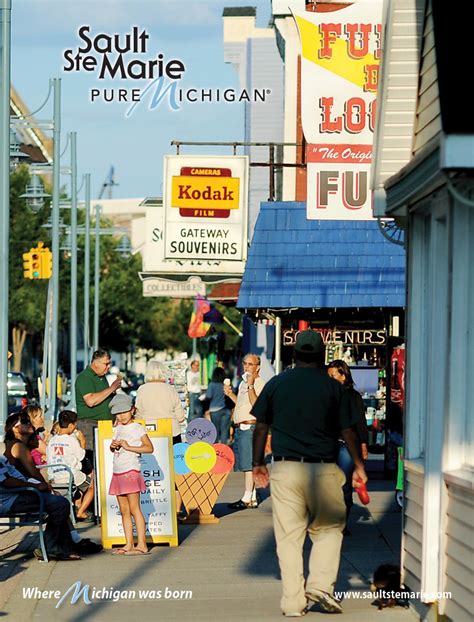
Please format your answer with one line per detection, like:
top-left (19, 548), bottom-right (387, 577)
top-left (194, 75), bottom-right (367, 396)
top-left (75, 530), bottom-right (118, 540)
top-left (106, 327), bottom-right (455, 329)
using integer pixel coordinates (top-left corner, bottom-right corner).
top-left (112, 422), bottom-right (147, 474)
top-left (233, 376), bottom-right (266, 424)
top-left (186, 370), bottom-right (201, 394)
top-left (46, 434), bottom-right (86, 486)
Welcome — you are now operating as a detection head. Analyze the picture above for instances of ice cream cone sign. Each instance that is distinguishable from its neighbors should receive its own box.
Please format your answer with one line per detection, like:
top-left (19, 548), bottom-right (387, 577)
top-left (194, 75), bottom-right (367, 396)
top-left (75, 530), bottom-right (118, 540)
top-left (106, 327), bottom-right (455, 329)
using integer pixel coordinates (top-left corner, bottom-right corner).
top-left (174, 419), bottom-right (235, 524)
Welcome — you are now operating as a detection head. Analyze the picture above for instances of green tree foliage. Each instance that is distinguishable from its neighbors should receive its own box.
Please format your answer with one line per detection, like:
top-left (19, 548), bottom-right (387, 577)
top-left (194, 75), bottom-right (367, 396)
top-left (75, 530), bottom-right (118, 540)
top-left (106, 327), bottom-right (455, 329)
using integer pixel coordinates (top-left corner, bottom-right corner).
top-left (9, 166), bottom-right (243, 366)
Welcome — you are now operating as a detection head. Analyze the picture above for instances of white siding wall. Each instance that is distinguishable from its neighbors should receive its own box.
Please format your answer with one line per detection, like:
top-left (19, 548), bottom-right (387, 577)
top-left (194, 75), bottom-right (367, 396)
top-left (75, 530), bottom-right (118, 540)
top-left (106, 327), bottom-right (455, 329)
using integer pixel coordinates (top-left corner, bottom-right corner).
top-left (443, 482), bottom-right (474, 621)
top-left (413, 2), bottom-right (441, 155)
top-left (403, 466), bottom-right (424, 591)
top-left (371, 0), bottom-right (424, 210)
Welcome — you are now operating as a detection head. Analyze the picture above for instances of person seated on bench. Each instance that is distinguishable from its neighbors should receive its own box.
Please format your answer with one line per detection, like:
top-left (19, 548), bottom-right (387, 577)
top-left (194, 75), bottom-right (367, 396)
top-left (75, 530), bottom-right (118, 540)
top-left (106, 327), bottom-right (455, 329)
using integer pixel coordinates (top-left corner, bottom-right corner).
top-left (3, 412), bottom-right (102, 554)
top-left (0, 455), bottom-right (81, 561)
top-left (46, 410), bottom-right (95, 522)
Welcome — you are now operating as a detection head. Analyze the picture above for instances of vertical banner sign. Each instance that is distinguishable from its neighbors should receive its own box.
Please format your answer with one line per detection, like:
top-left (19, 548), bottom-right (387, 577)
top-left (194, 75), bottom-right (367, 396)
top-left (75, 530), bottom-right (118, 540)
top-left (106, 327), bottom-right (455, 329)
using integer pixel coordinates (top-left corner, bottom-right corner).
top-left (294, 2), bottom-right (383, 220)
top-left (98, 420), bottom-right (178, 548)
top-left (163, 155), bottom-right (249, 262)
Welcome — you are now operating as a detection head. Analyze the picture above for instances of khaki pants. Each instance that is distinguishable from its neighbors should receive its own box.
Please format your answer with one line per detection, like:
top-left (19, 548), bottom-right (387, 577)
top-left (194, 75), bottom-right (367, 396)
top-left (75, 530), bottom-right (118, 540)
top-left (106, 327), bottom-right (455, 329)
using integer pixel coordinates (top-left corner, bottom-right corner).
top-left (270, 461), bottom-right (346, 614)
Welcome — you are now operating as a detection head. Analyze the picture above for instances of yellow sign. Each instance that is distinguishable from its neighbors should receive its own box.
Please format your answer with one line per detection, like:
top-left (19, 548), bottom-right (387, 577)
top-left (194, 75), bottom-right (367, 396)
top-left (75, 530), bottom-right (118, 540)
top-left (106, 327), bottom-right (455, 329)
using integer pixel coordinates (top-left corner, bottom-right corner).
top-left (97, 419), bottom-right (178, 549)
top-left (171, 175), bottom-right (240, 210)
top-left (184, 442), bottom-right (217, 473)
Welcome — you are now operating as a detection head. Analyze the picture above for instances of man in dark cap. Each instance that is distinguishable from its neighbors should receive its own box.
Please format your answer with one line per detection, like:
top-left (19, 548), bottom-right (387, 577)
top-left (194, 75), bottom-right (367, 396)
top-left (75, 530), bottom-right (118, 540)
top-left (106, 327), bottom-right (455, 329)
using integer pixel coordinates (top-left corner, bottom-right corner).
top-left (251, 330), bottom-right (367, 617)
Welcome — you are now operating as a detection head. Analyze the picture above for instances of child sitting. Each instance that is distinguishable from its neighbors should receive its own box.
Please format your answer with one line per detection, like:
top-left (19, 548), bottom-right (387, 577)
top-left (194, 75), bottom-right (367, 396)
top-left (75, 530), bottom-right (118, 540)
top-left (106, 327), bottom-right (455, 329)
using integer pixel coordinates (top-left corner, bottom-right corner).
top-left (46, 410), bottom-right (95, 522)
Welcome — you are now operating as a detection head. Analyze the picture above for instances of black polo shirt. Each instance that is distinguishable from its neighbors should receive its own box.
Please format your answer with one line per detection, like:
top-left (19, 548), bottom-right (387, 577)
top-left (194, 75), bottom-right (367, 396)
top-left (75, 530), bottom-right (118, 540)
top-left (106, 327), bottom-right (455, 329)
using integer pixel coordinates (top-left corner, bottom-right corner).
top-left (252, 367), bottom-right (355, 461)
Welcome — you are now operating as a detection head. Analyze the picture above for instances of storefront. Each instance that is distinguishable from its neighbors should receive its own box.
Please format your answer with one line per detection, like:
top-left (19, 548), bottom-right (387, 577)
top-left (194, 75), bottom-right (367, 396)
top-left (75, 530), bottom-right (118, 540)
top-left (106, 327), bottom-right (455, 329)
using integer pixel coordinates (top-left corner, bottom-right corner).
top-left (237, 201), bottom-right (405, 464)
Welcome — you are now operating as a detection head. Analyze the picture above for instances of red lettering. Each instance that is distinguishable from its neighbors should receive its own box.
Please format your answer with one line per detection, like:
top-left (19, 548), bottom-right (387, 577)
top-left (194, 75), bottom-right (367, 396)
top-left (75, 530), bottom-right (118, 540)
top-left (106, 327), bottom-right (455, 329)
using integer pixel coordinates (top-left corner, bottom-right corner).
top-left (364, 64), bottom-right (379, 92)
top-left (319, 23), bottom-right (341, 59)
top-left (319, 97), bottom-right (342, 133)
top-left (344, 98), bottom-right (366, 134)
top-left (345, 23), bottom-right (372, 59)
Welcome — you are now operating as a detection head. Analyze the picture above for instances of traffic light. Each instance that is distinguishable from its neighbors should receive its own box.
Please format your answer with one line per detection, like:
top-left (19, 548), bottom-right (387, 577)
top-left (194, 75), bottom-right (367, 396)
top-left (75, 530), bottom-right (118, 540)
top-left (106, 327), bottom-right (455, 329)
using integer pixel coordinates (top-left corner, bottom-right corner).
top-left (23, 251), bottom-right (33, 279)
top-left (31, 251), bottom-right (41, 279)
top-left (22, 243), bottom-right (52, 279)
top-left (40, 246), bottom-right (53, 279)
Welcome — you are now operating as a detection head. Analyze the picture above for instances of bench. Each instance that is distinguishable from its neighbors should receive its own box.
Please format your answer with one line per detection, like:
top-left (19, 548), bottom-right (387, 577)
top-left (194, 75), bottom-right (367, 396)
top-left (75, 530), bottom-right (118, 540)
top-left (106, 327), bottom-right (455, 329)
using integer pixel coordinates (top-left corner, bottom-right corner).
top-left (0, 464), bottom-right (75, 563)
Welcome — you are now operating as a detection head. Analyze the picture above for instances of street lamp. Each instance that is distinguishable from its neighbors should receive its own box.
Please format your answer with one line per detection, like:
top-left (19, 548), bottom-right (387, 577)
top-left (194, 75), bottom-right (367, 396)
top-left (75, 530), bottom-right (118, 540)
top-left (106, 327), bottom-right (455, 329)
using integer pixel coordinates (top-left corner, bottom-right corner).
top-left (20, 170), bottom-right (50, 212)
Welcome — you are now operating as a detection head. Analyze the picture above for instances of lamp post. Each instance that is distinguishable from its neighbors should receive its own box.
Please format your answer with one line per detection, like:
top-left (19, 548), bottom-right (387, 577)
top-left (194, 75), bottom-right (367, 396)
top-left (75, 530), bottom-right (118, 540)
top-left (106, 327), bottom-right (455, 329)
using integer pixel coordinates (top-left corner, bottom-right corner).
top-left (84, 174), bottom-right (91, 363)
top-left (69, 132), bottom-right (78, 404)
top-left (93, 204), bottom-right (100, 351)
top-left (0, 0), bottom-right (11, 438)
top-left (49, 77), bottom-right (61, 419)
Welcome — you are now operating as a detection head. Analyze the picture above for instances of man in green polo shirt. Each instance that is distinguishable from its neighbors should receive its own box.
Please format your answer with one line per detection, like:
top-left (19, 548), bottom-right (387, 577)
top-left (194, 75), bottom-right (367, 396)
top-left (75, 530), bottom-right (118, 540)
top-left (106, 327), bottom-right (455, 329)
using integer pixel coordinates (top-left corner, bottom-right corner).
top-left (75, 349), bottom-right (122, 449)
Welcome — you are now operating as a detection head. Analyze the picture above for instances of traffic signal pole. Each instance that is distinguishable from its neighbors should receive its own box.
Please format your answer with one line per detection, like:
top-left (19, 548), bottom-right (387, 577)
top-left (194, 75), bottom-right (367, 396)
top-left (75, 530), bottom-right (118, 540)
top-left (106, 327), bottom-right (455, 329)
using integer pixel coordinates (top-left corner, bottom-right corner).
top-left (0, 0), bottom-right (11, 439)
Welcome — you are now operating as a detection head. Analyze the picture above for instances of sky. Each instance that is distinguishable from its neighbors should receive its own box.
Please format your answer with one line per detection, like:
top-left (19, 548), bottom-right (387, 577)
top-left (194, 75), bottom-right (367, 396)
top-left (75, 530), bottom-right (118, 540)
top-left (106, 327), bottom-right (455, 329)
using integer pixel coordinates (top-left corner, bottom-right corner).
top-left (11, 0), bottom-right (272, 199)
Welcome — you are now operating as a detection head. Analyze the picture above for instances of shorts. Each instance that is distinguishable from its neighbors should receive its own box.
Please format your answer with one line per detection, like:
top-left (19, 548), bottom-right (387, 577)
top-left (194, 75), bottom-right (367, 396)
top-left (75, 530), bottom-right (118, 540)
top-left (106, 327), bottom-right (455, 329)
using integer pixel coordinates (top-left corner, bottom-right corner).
top-left (76, 475), bottom-right (92, 494)
top-left (109, 470), bottom-right (146, 496)
top-left (233, 424), bottom-right (255, 472)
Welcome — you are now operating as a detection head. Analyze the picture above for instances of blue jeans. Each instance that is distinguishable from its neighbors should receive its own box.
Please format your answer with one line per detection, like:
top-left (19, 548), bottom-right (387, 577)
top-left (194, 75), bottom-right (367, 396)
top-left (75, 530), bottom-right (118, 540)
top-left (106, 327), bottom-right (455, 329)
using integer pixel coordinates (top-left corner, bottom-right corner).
top-left (210, 408), bottom-right (231, 444)
top-left (188, 393), bottom-right (203, 422)
top-left (10, 491), bottom-right (73, 556)
top-left (336, 443), bottom-right (354, 516)
top-left (233, 425), bottom-right (255, 472)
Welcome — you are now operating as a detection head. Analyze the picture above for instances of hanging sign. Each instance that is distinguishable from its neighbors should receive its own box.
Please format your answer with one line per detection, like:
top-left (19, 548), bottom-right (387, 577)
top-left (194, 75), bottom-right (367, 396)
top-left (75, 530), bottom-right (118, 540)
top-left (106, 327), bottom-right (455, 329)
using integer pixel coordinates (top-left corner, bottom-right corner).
top-left (97, 419), bottom-right (178, 549)
top-left (283, 327), bottom-right (387, 346)
top-left (163, 155), bottom-right (248, 263)
top-left (294, 2), bottom-right (383, 220)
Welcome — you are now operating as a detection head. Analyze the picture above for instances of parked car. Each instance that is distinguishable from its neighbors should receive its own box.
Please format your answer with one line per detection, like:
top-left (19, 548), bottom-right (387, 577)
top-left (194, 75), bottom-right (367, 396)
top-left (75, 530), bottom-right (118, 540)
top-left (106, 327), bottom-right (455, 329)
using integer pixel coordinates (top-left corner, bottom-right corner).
top-left (7, 372), bottom-right (36, 415)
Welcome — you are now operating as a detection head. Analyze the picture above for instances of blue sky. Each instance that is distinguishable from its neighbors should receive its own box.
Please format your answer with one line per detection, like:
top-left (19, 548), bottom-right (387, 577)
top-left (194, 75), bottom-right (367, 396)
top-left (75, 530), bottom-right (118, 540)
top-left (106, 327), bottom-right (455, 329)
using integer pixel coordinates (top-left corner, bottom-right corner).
top-left (11, 0), bottom-right (271, 198)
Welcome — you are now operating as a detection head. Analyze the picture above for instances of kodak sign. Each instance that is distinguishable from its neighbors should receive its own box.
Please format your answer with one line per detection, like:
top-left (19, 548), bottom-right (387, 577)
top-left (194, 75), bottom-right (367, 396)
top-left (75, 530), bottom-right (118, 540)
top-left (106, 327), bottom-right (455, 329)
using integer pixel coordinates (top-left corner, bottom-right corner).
top-left (171, 167), bottom-right (240, 218)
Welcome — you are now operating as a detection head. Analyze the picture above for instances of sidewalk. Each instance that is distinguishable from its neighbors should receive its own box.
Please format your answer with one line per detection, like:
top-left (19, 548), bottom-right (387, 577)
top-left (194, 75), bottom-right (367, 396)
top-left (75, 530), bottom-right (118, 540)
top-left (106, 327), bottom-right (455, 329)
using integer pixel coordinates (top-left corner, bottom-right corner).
top-left (0, 471), bottom-right (418, 621)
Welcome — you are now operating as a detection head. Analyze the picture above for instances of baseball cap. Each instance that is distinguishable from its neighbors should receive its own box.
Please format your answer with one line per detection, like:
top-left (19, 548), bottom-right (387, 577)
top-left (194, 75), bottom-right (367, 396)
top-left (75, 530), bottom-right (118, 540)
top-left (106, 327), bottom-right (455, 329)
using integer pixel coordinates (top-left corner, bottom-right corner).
top-left (294, 330), bottom-right (324, 354)
top-left (109, 393), bottom-right (133, 414)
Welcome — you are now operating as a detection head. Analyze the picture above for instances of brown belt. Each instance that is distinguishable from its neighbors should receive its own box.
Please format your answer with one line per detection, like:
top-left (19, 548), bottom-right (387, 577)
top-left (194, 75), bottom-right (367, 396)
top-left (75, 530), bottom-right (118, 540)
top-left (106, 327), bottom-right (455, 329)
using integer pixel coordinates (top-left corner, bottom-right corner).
top-left (234, 420), bottom-right (256, 427)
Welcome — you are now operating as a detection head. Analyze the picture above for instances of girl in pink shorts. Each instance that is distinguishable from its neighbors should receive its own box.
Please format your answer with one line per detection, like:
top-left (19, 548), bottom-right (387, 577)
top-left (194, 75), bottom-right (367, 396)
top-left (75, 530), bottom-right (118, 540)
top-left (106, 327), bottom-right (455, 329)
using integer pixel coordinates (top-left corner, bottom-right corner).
top-left (108, 394), bottom-right (153, 555)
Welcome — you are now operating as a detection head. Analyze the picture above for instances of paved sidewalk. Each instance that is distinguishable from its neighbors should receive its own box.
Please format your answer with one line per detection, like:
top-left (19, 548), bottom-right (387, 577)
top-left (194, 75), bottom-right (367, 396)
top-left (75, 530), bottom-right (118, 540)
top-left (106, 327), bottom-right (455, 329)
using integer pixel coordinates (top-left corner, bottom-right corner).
top-left (1, 472), bottom-right (418, 621)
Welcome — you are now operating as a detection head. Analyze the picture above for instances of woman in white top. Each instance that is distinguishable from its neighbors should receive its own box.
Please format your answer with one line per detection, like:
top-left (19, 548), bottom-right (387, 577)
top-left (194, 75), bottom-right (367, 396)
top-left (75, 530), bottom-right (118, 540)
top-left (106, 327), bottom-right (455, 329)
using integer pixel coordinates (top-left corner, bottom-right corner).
top-left (135, 361), bottom-right (186, 445)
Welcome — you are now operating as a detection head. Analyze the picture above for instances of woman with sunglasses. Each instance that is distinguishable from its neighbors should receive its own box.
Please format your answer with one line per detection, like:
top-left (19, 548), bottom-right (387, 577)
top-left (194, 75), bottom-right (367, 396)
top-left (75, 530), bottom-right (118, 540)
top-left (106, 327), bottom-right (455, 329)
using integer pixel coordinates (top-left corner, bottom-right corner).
top-left (3, 410), bottom-right (104, 556)
top-left (3, 410), bottom-right (52, 490)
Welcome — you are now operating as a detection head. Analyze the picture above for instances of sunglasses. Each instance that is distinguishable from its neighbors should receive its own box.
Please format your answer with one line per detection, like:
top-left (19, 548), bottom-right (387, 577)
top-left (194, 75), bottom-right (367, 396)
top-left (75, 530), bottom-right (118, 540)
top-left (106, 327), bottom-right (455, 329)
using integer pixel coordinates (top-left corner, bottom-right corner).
top-left (13, 417), bottom-right (33, 428)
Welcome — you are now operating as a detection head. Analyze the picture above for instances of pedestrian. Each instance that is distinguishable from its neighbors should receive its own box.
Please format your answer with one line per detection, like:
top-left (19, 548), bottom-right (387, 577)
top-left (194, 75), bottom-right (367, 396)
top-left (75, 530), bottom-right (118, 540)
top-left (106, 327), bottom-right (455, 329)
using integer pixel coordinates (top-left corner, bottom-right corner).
top-left (205, 367), bottom-right (232, 444)
top-left (252, 330), bottom-right (368, 616)
top-left (186, 359), bottom-right (203, 421)
top-left (75, 349), bottom-right (122, 450)
top-left (224, 353), bottom-right (265, 509)
top-left (27, 405), bottom-right (48, 466)
top-left (0, 456), bottom-right (82, 561)
top-left (327, 359), bottom-right (369, 534)
top-left (135, 361), bottom-right (186, 443)
top-left (2, 412), bottom-right (102, 556)
top-left (109, 393), bottom-right (153, 556)
top-left (46, 410), bottom-right (95, 522)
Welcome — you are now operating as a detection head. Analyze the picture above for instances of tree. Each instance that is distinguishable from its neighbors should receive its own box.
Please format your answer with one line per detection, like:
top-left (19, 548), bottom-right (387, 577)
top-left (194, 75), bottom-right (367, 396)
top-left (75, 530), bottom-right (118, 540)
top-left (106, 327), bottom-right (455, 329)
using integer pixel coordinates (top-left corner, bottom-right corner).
top-left (9, 166), bottom-right (49, 371)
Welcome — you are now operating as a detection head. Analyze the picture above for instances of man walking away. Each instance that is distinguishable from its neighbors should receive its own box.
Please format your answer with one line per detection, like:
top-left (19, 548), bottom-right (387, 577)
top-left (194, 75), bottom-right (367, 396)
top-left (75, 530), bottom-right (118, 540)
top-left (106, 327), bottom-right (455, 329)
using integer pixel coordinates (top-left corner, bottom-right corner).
top-left (252, 330), bottom-right (368, 616)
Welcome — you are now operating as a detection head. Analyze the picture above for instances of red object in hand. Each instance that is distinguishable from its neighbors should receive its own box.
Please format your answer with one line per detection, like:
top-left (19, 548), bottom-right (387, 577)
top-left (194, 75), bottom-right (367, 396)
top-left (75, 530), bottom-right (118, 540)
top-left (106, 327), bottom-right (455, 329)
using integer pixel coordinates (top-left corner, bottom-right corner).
top-left (355, 478), bottom-right (370, 505)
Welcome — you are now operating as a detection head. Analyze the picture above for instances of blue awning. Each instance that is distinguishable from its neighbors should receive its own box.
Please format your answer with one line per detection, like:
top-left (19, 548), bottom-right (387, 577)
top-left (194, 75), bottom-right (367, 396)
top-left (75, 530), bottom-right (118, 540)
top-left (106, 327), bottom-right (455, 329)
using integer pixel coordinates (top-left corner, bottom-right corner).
top-left (237, 202), bottom-right (405, 310)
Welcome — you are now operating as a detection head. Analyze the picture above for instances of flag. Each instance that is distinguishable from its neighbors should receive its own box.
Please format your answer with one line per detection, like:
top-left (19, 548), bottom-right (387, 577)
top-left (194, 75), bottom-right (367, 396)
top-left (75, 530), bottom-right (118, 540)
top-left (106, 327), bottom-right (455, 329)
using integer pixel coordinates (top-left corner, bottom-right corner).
top-left (188, 296), bottom-right (211, 338)
top-left (203, 307), bottom-right (223, 324)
